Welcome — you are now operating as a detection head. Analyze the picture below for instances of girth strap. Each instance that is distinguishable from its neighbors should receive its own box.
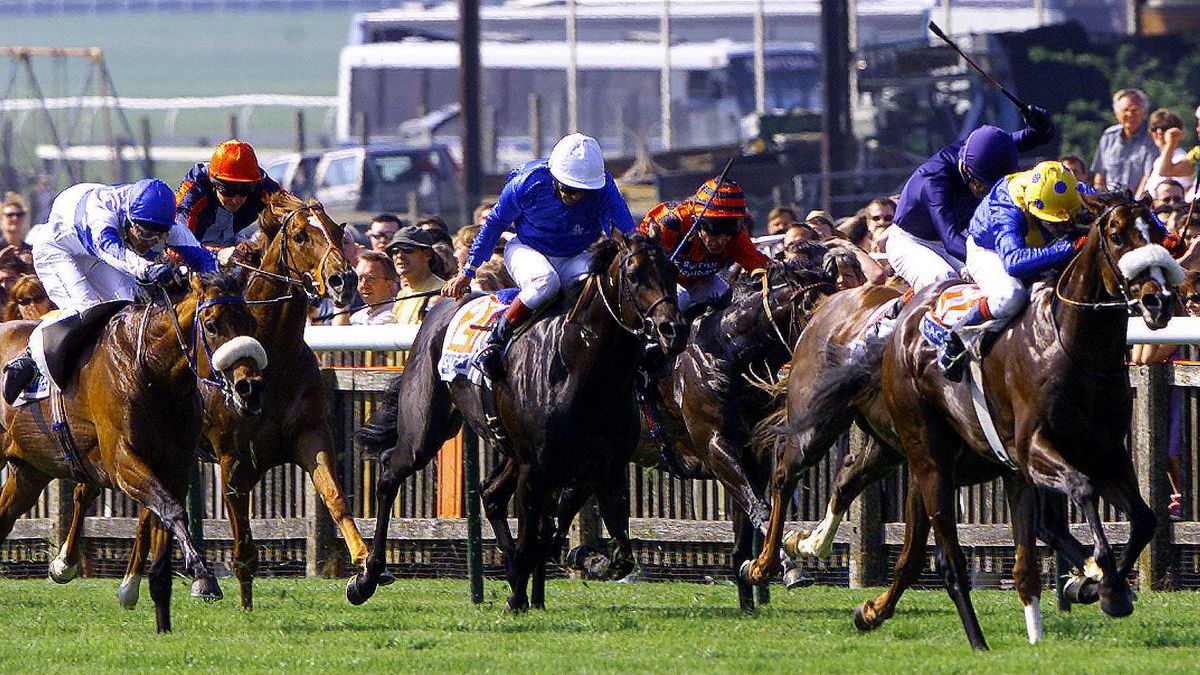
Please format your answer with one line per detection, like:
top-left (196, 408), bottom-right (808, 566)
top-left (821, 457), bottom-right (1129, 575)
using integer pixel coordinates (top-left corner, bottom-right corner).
top-left (965, 360), bottom-right (1018, 471)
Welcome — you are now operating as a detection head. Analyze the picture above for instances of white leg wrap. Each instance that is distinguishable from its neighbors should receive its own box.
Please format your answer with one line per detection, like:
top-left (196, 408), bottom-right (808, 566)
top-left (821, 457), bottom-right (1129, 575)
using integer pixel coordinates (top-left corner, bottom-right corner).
top-left (117, 573), bottom-right (142, 610)
top-left (789, 504), bottom-right (842, 559)
top-left (1024, 597), bottom-right (1043, 644)
top-left (1083, 557), bottom-right (1103, 581)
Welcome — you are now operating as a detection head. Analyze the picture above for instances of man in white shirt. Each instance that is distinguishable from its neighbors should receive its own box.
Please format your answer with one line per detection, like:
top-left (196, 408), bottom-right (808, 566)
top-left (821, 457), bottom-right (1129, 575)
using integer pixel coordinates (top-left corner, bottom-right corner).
top-left (349, 250), bottom-right (400, 325)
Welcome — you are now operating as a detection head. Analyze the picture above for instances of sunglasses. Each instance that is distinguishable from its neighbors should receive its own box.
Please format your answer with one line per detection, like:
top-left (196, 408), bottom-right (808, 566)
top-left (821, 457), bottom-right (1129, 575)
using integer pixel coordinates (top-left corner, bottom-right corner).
top-left (213, 180), bottom-right (256, 197)
top-left (1160, 196), bottom-right (1184, 205)
top-left (1151, 125), bottom-right (1179, 133)
top-left (367, 230), bottom-right (396, 239)
top-left (555, 182), bottom-right (592, 197)
top-left (392, 246), bottom-right (419, 255)
top-left (3, 210), bottom-right (25, 218)
top-left (1185, 293), bottom-right (1200, 304)
top-left (869, 213), bottom-right (894, 223)
top-left (15, 295), bottom-right (45, 306)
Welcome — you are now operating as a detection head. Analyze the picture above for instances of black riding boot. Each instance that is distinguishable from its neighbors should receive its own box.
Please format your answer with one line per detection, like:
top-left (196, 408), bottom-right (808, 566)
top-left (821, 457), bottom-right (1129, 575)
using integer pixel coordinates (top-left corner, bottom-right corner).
top-left (2, 349), bottom-right (36, 405)
top-left (475, 313), bottom-right (516, 381)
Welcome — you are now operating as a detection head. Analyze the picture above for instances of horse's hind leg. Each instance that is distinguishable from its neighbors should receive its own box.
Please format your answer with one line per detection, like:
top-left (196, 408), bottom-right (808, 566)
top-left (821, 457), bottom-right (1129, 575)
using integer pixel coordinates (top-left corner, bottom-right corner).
top-left (855, 482), bottom-right (930, 633)
top-left (506, 466), bottom-right (549, 613)
top-left (1006, 476), bottom-right (1044, 644)
top-left (117, 509), bottom-right (153, 609)
top-left (145, 515), bottom-right (175, 633)
top-left (482, 453), bottom-right (519, 569)
top-left (731, 506), bottom-right (757, 611)
top-left (529, 511), bottom-right (556, 610)
top-left (0, 459), bottom-right (52, 543)
top-left (921, 460), bottom-right (988, 651)
top-left (49, 481), bottom-right (101, 584)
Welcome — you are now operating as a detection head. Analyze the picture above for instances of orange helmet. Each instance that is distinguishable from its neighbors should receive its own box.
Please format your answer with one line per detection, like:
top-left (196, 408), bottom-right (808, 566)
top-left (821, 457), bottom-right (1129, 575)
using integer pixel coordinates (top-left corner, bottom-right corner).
top-left (209, 139), bottom-right (261, 183)
top-left (690, 177), bottom-right (750, 219)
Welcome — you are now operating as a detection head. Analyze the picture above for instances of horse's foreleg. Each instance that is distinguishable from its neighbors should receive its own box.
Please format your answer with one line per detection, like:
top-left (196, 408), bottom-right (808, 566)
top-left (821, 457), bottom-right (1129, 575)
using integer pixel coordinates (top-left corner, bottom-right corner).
top-left (1005, 475), bottom-right (1044, 644)
top-left (49, 481), bottom-right (101, 584)
top-left (922, 465), bottom-right (988, 651)
top-left (742, 455), bottom-right (799, 585)
top-left (506, 465), bottom-right (543, 613)
top-left (345, 466), bottom-right (400, 606)
top-left (117, 509), bottom-right (153, 609)
top-left (702, 429), bottom-right (770, 531)
top-left (220, 456), bottom-right (258, 610)
top-left (1094, 459), bottom-right (1155, 609)
top-left (294, 426), bottom-right (367, 569)
top-left (482, 454), bottom-right (519, 570)
top-left (145, 515), bottom-right (174, 633)
top-left (595, 472), bottom-right (635, 581)
top-left (731, 507), bottom-right (757, 611)
top-left (856, 481), bottom-right (930, 633)
top-left (529, 512), bottom-right (556, 610)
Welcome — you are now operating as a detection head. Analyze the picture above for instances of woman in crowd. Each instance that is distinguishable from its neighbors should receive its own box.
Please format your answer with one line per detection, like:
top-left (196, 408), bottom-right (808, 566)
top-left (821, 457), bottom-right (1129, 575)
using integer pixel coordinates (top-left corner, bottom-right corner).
top-left (1, 274), bottom-right (55, 321)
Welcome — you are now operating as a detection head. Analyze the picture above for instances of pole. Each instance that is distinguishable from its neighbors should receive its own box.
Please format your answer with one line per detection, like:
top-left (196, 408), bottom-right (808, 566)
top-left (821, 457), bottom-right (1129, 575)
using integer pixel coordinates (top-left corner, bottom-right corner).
top-left (754, 0), bottom-right (766, 114)
top-left (187, 462), bottom-right (206, 558)
top-left (295, 109), bottom-right (307, 153)
top-left (528, 93), bottom-right (543, 159)
top-left (566, 0), bottom-right (578, 133)
top-left (463, 429), bottom-right (484, 604)
top-left (460, 0), bottom-right (482, 253)
top-left (820, 0), bottom-right (854, 213)
top-left (660, 0), bottom-right (672, 150)
top-left (941, 0), bottom-right (951, 35)
top-left (138, 116), bottom-right (154, 178)
top-left (228, 113), bottom-right (239, 140)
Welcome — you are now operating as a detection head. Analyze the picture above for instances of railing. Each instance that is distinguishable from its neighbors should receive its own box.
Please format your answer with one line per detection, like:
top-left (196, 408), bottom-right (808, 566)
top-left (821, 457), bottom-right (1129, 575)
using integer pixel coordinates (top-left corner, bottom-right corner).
top-left (4, 330), bottom-right (1200, 589)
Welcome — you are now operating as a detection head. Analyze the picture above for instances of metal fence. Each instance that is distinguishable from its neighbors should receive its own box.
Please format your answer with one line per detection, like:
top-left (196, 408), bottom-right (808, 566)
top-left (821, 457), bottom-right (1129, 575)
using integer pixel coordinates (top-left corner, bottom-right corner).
top-left (2, 352), bottom-right (1199, 590)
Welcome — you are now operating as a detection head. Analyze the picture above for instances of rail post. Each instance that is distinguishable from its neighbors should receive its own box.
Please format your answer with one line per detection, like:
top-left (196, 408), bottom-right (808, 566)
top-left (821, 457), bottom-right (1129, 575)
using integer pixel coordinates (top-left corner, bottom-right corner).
top-left (1132, 363), bottom-right (1173, 590)
top-left (463, 428), bottom-right (484, 604)
top-left (186, 462), bottom-right (206, 557)
top-left (46, 479), bottom-right (74, 554)
top-left (847, 424), bottom-right (885, 588)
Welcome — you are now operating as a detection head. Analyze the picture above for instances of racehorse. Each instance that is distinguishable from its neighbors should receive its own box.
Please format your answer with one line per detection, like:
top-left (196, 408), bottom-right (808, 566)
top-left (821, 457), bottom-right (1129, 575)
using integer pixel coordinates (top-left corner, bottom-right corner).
top-left (545, 257), bottom-right (840, 610)
top-left (0, 271), bottom-right (267, 632)
top-left (346, 230), bottom-right (688, 611)
top-left (50, 192), bottom-right (362, 610)
top-left (757, 192), bottom-right (1177, 649)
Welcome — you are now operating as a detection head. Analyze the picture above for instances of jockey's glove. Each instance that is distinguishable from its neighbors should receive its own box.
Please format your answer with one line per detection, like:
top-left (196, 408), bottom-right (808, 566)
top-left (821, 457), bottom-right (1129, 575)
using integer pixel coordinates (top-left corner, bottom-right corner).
top-left (138, 262), bottom-right (176, 286)
top-left (1023, 105), bottom-right (1054, 134)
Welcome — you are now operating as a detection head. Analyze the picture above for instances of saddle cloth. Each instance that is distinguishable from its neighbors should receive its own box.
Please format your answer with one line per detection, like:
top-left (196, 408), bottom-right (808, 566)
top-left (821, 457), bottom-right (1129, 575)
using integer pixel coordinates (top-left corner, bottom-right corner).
top-left (437, 289), bottom-right (519, 385)
top-left (919, 284), bottom-right (987, 349)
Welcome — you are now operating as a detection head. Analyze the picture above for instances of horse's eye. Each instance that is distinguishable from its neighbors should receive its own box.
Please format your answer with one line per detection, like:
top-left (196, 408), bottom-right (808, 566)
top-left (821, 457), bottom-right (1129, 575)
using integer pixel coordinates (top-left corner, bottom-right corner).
top-left (1110, 231), bottom-right (1123, 245)
top-left (204, 319), bottom-right (216, 333)
top-left (293, 231), bottom-right (308, 243)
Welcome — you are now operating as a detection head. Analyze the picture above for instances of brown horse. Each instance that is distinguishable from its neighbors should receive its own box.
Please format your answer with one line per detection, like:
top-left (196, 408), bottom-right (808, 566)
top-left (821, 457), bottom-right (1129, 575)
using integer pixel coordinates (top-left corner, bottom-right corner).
top-left (51, 192), bottom-right (363, 610)
top-left (0, 271), bottom-right (266, 632)
top-left (347, 231), bottom-right (688, 611)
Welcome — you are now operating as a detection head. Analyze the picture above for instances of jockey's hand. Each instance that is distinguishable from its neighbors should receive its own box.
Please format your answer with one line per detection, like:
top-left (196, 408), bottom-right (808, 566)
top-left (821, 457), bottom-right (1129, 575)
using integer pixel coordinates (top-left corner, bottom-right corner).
top-left (1022, 105), bottom-right (1054, 133)
top-left (443, 272), bottom-right (473, 299)
top-left (137, 262), bottom-right (175, 286)
top-left (216, 247), bottom-right (237, 267)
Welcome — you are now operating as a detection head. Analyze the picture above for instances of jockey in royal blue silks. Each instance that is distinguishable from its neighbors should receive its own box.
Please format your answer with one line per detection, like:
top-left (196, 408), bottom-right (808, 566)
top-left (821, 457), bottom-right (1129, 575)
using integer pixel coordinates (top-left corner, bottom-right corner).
top-left (935, 160), bottom-right (1092, 382)
top-left (1, 178), bottom-right (217, 403)
top-left (443, 133), bottom-right (637, 379)
top-left (887, 106), bottom-right (1056, 292)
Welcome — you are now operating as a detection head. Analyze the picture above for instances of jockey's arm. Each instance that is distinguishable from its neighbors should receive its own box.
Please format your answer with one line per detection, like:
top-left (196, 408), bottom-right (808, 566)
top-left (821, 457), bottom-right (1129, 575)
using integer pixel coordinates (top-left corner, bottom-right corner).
top-left (920, 173), bottom-right (969, 260)
top-left (990, 208), bottom-right (1074, 279)
top-left (164, 224), bottom-right (218, 273)
top-left (174, 166), bottom-right (207, 236)
top-left (598, 179), bottom-right (636, 236)
top-left (90, 219), bottom-right (153, 279)
top-left (461, 179), bottom-right (521, 277)
top-left (1011, 105), bottom-right (1056, 153)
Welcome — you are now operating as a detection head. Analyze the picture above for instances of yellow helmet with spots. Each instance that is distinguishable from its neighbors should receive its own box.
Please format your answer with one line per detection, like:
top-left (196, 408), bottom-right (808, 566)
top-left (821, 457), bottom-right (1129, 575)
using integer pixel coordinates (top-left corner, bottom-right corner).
top-left (1023, 161), bottom-right (1081, 223)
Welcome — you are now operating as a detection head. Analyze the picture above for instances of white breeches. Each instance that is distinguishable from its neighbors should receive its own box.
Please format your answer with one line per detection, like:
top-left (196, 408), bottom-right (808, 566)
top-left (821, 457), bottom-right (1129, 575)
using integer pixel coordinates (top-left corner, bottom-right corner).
top-left (678, 274), bottom-right (730, 314)
top-left (887, 225), bottom-right (964, 292)
top-left (964, 236), bottom-right (1029, 322)
top-left (504, 236), bottom-right (593, 310)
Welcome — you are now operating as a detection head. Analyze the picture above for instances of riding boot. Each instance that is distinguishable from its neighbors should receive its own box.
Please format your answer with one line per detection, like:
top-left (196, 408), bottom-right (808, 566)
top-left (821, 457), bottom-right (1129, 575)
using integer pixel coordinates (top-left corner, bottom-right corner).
top-left (937, 303), bottom-right (988, 383)
top-left (475, 300), bottom-right (531, 382)
top-left (2, 348), bottom-right (36, 405)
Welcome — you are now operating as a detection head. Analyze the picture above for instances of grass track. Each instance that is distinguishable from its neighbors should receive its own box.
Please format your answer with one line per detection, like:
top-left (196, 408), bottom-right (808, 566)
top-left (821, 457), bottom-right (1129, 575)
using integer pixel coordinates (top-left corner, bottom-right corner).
top-left (0, 578), bottom-right (1197, 672)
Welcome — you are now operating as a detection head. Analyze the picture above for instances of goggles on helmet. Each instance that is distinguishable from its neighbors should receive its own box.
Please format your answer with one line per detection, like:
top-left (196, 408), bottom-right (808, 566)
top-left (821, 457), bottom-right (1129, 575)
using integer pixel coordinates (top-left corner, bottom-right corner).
top-left (554, 180), bottom-right (594, 198)
top-left (127, 219), bottom-right (169, 248)
top-left (213, 179), bottom-right (257, 197)
top-left (698, 216), bottom-right (742, 236)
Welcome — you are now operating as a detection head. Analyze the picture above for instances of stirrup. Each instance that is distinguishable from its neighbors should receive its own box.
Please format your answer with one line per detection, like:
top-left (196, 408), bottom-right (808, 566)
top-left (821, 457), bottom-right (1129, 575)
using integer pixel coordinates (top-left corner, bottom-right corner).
top-left (474, 344), bottom-right (505, 380)
top-left (937, 335), bottom-right (967, 383)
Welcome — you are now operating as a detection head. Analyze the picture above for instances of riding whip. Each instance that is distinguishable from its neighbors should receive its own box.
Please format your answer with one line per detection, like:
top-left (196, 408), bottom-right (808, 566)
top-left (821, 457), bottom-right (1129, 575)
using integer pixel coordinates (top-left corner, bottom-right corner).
top-left (928, 21), bottom-right (1031, 115)
top-left (670, 156), bottom-right (737, 263)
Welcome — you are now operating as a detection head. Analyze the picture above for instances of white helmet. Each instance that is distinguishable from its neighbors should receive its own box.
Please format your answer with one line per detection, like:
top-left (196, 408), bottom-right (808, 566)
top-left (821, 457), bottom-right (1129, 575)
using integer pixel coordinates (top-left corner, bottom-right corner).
top-left (548, 133), bottom-right (607, 190)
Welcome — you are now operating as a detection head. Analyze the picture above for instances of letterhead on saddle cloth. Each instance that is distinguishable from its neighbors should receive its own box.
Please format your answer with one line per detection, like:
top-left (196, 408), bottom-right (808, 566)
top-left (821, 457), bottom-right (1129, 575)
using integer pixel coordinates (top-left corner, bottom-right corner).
top-left (438, 289), bottom-right (520, 386)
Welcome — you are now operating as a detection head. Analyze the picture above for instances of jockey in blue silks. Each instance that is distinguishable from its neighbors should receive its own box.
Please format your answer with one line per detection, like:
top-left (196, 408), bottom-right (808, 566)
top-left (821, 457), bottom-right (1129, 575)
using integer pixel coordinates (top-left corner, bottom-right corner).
top-left (887, 106), bottom-right (1056, 292)
top-left (443, 133), bottom-right (636, 379)
top-left (2, 178), bottom-right (216, 403)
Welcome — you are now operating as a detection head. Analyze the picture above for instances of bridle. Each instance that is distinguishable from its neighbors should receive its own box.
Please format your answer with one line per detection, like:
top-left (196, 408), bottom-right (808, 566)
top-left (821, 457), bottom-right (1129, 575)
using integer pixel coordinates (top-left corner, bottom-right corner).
top-left (763, 271), bottom-right (837, 353)
top-left (596, 245), bottom-right (676, 338)
top-left (1054, 200), bottom-right (1140, 313)
top-left (234, 204), bottom-right (343, 305)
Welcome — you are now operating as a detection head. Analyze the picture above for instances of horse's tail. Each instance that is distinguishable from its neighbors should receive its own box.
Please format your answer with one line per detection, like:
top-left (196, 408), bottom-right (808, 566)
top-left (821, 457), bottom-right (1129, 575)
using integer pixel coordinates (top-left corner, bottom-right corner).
top-left (355, 374), bottom-right (402, 458)
top-left (776, 338), bottom-right (884, 440)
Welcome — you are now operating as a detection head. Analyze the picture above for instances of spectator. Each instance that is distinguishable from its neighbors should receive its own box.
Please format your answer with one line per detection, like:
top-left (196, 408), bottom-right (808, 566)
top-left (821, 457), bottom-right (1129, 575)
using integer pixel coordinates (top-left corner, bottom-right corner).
top-left (838, 215), bottom-right (871, 249)
top-left (780, 239), bottom-right (827, 270)
top-left (783, 223), bottom-right (819, 249)
top-left (388, 225), bottom-right (447, 325)
top-left (1058, 154), bottom-right (1089, 184)
top-left (1, 274), bottom-right (55, 321)
top-left (831, 217), bottom-right (887, 284)
top-left (865, 197), bottom-right (895, 253)
top-left (474, 235), bottom-right (515, 291)
top-left (453, 225), bottom-right (479, 268)
top-left (341, 229), bottom-right (363, 266)
top-left (766, 206), bottom-right (797, 235)
top-left (1141, 108), bottom-right (1194, 196)
top-left (1153, 104), bottom-right (1200, 200)
top-left (473, 200), bottom-right (496, 227)
top-left (1175, 213), bottom-right (1200, 271)
top-left (1091, 88), bottom-right (1156, 191)
top-left (417, 216), bottom-right (459, 276)
top-left (1166, 270), bottom-right (1200, 519)
top-left (1, 193), bottom-right (32, 266)
top-left (31, 173), bottom-right (54, 225)
top-left (1152, 178), bottom-right (1185, 212)
top-left (348, 251), bottom-right (400, 325)
top-left (0, 247), bottom-right (29, 302)
top-left (804, 209), bottom-right (836, 239)
top-left (365, 214), bottom-right (403, 253)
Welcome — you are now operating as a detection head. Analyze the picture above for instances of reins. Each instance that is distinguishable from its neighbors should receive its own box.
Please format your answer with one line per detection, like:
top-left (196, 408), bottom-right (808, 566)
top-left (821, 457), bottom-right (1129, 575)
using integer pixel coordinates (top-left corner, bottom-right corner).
top-left (1053, 201), bottom-right (1138, 312)
top-left (595, 244), bottom-right (674, 338)
top-left (234, 204), bottom-right (342, 306)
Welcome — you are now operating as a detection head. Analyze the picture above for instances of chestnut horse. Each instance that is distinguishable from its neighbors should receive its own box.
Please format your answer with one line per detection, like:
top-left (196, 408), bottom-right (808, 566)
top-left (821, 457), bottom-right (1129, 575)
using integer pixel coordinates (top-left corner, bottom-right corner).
top-left (51, 192), bottom-right (362, 610)
top-left (0, 271), bottom-right (266, 632)
top-left (347, 231), bottom-right (689, 611)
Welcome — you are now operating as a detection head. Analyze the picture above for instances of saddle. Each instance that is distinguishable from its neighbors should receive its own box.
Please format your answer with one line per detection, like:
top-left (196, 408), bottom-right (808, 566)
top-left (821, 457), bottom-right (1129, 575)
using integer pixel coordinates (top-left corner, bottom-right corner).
top-left (918, 284), bottom-right (1001, 357)
top-left (42, 300), bottom-right (131, 388)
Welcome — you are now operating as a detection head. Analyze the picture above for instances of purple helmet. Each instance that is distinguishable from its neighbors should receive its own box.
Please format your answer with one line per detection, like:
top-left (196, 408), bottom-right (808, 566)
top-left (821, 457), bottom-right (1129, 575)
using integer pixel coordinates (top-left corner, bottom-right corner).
top-left (957, 125), bottom-right (1019, 187)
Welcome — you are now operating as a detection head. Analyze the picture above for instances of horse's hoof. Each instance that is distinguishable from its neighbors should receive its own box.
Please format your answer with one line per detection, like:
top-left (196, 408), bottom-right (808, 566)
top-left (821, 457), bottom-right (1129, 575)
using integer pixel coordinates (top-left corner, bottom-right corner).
top-left (190, 576), bottom-right (223, 603)
top-left (853, 603), bottom-right (878, 632)
top-left (1062, 575), bottom-right (1100, 605)
top-left (738, 559), bottom-right (756, 584)
top-left (346, 574), bottom-right (374, 606)
top-left (1100, 585), bottom-right (1135, 618)
top-left (117, 577), bottom-right (141, 610)
top-left (503, 598), bottom-right (528, 614)
top-left (48, 556), bottom-right (78, 584)
top-left (377, 568), bottom-right (396, 586)
top-left (783, 567), bottom-right (815, 590)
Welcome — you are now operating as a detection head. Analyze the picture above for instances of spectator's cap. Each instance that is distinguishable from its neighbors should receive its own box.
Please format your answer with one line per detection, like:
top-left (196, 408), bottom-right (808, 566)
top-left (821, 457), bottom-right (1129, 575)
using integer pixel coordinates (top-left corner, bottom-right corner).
top-left (805, 209), bottom-right (834, 227)
top-left (386, 225), bottom-right (434, 255)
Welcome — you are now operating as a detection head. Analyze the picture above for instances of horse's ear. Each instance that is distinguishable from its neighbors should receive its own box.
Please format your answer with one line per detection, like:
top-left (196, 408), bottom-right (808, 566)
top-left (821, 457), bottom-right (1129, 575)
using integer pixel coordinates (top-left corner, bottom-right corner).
top-left (258, 192), bottom-right (283, 238)
top-left (611, 227), bottom-right (628, 249)
top-left (1080, 192), bottom-right (1105, 219)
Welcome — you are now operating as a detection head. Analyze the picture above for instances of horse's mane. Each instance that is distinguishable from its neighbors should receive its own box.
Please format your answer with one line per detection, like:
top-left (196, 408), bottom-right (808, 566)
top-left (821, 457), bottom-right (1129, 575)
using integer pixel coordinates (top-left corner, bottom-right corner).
top-left (131, 269), bottom-right (243, 307)
top-left (258, 190), bottom-right (307, 228)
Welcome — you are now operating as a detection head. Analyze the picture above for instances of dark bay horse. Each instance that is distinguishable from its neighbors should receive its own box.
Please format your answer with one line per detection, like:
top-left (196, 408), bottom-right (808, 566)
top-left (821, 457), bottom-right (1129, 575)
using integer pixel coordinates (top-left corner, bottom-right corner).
top-left (0, 271), bottom-right (267, 632)
top-left (864, 193), bottom-right (1176, 649)
top-left (51, 192), bottom-right (362, 610)
top-left (547, 259), bottom-right (839, 610)
top-left (347, 230), bottom-right (688, 611)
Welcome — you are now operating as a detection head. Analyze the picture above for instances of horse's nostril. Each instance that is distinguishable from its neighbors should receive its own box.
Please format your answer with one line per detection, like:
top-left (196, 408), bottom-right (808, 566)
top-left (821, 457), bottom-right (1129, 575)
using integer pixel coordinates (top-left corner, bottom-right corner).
top-left (234, 379), bottom-right (252, 397)
top-left (327, 273), bottom-right (343, 290)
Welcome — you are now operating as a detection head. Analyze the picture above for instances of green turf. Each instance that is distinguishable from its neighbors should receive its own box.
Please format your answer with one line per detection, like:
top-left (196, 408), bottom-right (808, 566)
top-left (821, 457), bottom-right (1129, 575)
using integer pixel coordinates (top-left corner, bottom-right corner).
top-left (0, 578), bottom-right (1196, 672)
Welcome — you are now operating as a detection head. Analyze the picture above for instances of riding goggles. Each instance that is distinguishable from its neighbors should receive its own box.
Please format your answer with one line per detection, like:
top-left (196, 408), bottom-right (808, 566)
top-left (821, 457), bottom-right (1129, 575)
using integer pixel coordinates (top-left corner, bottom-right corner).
top-left (213, 179), bottom-right (258, 197)
top-left (698, 216), bottom-right (742, 236)
top-left (127, 219), bottom-right (170, 247)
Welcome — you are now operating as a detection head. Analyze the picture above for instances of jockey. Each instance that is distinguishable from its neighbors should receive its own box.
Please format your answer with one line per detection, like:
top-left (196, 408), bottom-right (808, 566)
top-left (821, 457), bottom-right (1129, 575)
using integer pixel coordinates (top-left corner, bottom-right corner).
top-left (175, 139), bottom-right (282, 255)
top-left (637, 177), bottom-right (771, 319)
top-left (936, 160), bottom-right (1085, 381)
top-left (1, 179), bottom-right (217, 403)
top-left (889, 107), bottom-right (1056, 292)
top-left (443, 133), bottom-right (636, 379)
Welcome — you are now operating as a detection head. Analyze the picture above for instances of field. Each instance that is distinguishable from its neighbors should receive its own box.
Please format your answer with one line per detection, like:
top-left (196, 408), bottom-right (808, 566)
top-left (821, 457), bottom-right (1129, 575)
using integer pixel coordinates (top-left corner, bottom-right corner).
top-left (0, 578), bottom-right (1196, 672)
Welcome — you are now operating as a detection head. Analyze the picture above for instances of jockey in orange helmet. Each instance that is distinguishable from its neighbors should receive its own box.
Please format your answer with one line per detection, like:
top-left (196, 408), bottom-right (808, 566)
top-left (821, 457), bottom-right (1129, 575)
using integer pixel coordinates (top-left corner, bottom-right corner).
top-left (638, 177), bottom-right (771, 319)
top-left (175, 139), bottom-right (282, 256)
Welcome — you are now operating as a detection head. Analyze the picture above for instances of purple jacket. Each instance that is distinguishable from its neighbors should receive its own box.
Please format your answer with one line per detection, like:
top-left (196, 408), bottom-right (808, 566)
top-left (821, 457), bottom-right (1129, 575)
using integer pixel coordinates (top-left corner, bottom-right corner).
top-left (892, 124), bottom-right (1054, 261)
